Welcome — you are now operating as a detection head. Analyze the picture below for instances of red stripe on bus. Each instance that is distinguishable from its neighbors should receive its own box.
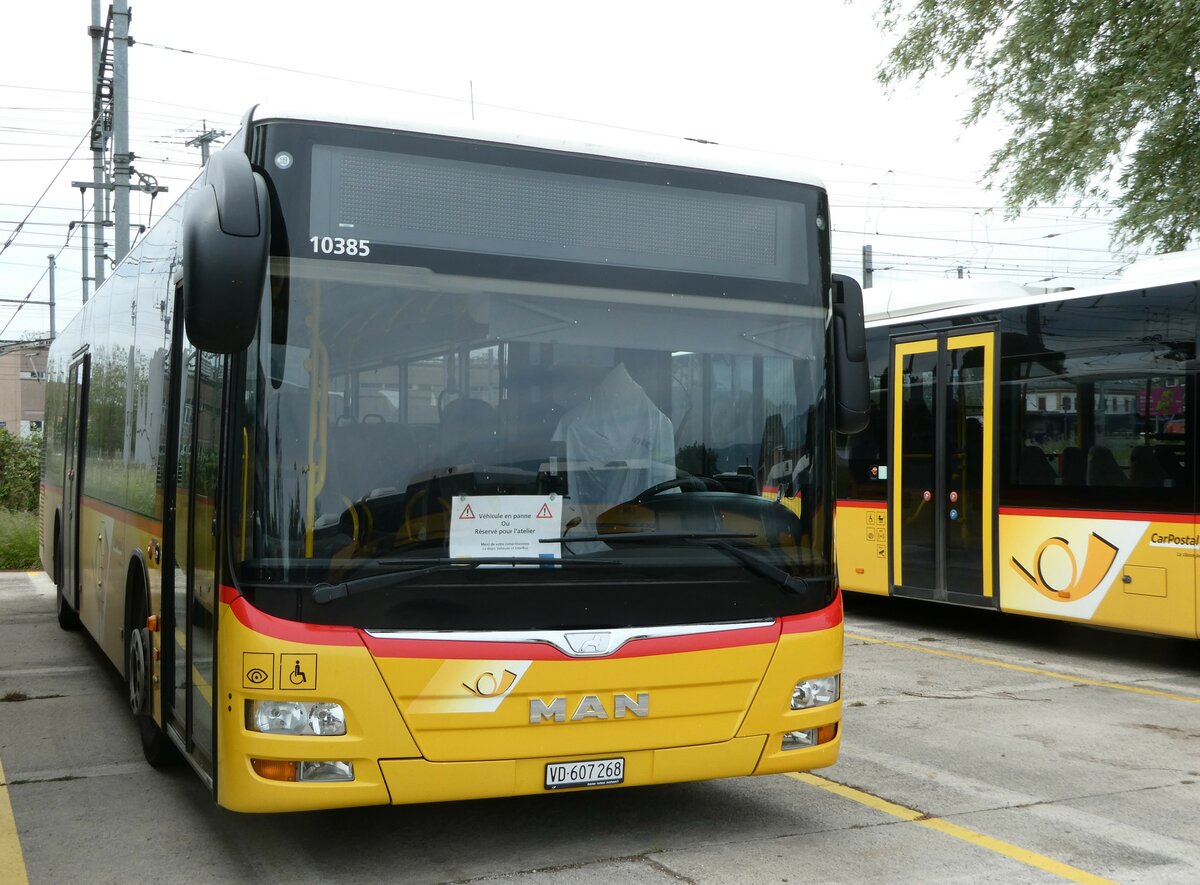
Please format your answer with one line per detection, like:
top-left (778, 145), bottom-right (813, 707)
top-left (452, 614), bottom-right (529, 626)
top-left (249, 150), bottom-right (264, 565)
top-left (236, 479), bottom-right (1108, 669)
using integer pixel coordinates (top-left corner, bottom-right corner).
top-left (222, 585), bottom-right (840, 657)
top-left (222, 586), bottom-right (364, 647)
top-left (835, 498), bottom-right (884, 509)
top-left (998, 506), bottom-right (1197, 523)
top-left (781, 590), bottom-right (842, 633)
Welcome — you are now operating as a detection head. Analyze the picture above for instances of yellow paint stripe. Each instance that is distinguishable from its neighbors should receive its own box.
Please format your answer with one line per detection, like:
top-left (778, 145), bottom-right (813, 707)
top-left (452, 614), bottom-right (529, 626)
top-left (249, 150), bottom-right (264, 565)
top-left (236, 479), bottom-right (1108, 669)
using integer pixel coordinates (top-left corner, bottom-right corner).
top-left (846, 632), bottom-right (1200, 704)
top-left (788, 772), bottom-right (1116, 885)
top-left (0, 758), bottom-right (30, 885)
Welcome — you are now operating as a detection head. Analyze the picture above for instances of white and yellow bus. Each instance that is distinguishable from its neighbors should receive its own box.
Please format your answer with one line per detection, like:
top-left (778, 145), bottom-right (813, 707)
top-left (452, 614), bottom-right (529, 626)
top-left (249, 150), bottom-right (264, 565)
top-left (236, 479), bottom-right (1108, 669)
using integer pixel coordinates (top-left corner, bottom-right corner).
top-left (40, 106), bottom-right (868, 812)
top-left (836, 255), bottom-right (1200, 640)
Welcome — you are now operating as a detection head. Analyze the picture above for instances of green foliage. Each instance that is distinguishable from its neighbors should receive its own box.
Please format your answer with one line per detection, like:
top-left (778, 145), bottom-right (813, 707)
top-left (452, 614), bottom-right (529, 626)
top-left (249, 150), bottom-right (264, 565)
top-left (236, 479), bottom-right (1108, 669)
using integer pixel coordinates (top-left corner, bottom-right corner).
top-left (677, 442), bottom-right (721, 475)
top-left (0, 508), bottom-right (39, 569)
top-left (0, 431), bottom-right (43, 513)
top-left (877, 0), bottom-right (1200, 252)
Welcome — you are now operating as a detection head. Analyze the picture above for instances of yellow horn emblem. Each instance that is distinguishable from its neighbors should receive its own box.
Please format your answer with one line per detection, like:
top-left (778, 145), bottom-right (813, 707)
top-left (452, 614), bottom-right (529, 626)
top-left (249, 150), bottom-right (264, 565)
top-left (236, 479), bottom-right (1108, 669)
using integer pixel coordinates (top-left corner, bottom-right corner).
top-left (1010, 532), bottom-right (1119, 602)
top-left (464, 669), bottom-right (519, 698)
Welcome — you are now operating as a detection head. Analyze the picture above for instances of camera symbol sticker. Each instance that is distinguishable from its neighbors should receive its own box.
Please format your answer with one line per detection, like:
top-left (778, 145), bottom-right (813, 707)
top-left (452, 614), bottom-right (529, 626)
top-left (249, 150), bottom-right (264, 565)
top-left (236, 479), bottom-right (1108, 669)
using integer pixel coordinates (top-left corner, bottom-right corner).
top-left (242, 652), bottom-right (275, 690)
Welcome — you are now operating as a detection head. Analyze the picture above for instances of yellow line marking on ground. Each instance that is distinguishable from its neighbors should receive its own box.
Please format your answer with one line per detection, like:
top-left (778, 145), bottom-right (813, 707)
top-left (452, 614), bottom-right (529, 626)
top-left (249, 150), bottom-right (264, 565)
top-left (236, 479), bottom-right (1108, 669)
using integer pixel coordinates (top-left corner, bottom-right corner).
top-left (788, 772), bottom-right (1116, 884)
top-left (846, 632), bottom-right (1200, 704)
top-left (0, 757), bottom-right (30, 885)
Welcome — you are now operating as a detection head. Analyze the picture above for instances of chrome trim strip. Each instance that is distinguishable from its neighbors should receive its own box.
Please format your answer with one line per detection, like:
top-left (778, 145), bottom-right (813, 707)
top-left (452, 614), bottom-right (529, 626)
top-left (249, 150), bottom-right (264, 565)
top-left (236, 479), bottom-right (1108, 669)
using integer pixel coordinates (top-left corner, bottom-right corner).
top-left (363, 619), bottom-right (775, 658)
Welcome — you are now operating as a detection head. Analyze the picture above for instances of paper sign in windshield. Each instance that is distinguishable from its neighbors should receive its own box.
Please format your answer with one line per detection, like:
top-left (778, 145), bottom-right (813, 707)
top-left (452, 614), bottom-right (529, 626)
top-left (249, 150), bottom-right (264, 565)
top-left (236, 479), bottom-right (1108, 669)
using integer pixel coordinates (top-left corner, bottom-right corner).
top-left (449, 495), bottom-right (562, 561)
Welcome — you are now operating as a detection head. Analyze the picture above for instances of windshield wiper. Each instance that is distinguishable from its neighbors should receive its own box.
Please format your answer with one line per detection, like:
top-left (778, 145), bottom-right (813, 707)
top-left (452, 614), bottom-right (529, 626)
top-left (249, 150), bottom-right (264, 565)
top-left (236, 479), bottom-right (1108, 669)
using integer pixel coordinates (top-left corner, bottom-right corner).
top-left (311, 557), bottom-right (621, 605)
top-left (541, 531), bottom-right (826, 597)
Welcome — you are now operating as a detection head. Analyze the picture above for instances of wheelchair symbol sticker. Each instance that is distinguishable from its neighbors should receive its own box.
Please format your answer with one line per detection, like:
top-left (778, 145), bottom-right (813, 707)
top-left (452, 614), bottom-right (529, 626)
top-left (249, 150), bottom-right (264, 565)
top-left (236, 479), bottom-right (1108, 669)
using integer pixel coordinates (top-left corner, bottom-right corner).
top-left (280, 654), bottom-right (317, 690)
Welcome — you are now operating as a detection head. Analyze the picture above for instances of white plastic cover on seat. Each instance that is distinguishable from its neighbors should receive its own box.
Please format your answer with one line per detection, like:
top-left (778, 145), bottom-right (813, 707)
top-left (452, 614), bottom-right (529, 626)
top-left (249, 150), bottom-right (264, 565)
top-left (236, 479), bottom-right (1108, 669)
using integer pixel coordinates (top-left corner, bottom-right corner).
top-left (552, 363), bottom-right (676, 521)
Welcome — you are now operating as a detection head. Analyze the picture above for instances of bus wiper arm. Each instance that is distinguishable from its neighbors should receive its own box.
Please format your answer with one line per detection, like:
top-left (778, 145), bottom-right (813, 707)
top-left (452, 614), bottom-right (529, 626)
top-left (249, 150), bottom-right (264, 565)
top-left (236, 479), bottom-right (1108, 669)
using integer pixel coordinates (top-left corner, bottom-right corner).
top-left (312, 557), bottom-right (620, 605)
top-left (540, 531), bottom-right (817, 596)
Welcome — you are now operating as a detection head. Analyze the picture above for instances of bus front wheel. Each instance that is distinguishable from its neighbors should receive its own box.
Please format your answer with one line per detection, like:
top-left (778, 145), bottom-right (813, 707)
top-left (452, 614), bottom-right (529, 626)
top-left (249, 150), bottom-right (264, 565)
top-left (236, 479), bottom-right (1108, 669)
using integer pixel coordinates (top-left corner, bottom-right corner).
top-left (127, 592), bottom-right (178, 767)
top-left (54, 532), bottom-right (79, 631)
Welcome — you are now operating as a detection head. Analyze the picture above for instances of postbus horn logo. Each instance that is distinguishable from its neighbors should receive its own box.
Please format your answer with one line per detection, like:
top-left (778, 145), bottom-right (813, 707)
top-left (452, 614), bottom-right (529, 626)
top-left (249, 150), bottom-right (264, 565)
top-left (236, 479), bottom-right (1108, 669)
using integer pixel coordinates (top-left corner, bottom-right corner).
top-left (464, 669), bottom-right (519, 698)
top-left (1009, 532), bottom-right (1119, 602)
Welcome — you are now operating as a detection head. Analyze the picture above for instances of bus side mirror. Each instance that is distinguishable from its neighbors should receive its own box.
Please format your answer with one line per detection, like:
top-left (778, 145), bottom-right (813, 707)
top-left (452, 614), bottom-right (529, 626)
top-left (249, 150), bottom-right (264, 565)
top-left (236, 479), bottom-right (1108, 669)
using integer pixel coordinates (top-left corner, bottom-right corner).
top-left (182, 150), bottom-right (269, 354)
top-left (832, 273), bottom-right (870, 434)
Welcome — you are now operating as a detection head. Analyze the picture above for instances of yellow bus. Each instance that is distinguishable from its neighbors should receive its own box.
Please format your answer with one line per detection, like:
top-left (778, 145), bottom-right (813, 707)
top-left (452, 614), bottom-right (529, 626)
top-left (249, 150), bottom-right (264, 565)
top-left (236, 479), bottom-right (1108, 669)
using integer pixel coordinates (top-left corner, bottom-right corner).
top-left (40, 106), bottom-right (869, 812)
top-left (836, 256), bottom-right (1200, 640)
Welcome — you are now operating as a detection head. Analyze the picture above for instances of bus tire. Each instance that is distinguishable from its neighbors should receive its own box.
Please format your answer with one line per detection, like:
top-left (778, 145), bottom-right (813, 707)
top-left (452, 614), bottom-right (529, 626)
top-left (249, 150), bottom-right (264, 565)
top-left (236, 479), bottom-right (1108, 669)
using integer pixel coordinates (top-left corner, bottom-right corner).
top-left (127, 577), bottom-right (179, 768)
top-left (54, 526), bottom-right (79, 631)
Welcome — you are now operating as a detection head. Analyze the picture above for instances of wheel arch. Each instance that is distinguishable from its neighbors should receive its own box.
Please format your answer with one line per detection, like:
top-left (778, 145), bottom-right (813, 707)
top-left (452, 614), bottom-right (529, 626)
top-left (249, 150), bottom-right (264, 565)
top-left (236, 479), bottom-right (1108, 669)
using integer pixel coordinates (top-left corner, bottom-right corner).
top-left (124, 551), bottom-right (152, 676)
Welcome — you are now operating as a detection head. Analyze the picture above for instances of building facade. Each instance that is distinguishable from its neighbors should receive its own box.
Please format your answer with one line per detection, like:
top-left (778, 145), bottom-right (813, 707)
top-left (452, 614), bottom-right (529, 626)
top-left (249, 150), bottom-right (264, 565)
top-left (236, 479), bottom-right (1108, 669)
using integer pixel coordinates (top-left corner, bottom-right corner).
top-left (0, 343), bottom-right (49, 436)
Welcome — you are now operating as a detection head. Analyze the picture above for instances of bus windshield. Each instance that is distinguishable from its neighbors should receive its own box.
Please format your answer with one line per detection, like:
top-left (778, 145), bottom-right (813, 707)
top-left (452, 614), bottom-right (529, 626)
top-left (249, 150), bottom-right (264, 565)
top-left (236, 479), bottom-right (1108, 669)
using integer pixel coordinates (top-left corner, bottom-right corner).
top-left (231, 125), bottom-right (832, 631)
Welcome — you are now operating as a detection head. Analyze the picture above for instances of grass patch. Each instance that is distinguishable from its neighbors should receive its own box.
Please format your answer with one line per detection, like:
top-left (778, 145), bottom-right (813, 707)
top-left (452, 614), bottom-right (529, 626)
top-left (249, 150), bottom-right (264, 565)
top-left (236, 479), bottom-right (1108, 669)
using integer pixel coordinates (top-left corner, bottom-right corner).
top-left (0, 508), bottom-right (40, 570)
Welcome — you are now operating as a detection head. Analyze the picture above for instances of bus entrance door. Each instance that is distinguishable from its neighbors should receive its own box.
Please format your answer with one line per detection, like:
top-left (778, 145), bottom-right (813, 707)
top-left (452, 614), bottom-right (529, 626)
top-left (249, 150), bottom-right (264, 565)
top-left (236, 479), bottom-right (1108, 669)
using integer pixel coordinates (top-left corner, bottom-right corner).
top-left (168, 344), bottom-right (222, 781)
top-left (60, 355), bottom-right (89, 619)
top-left (890, 329), bottom-right (996, 606)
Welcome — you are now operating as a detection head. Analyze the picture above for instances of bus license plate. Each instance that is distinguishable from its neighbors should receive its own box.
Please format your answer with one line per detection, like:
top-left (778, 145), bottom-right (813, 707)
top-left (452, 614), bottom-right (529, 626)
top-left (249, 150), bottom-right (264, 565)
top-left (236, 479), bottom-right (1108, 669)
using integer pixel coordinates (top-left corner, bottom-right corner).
top-left (544, 757), bottom-right (625, 790)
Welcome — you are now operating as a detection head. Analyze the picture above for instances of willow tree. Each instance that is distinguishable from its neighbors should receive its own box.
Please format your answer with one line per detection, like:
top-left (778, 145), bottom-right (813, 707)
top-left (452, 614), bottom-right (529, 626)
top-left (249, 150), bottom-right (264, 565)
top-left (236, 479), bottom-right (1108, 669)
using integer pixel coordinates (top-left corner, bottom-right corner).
top-left (877, 0), bottom-right (1200, 252)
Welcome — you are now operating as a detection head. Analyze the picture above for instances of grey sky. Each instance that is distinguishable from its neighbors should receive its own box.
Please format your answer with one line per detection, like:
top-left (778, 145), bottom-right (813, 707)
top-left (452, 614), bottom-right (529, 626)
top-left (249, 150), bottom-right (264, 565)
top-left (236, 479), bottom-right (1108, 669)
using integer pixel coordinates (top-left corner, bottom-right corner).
top-left (0, 0), bottom-right (1133, 339)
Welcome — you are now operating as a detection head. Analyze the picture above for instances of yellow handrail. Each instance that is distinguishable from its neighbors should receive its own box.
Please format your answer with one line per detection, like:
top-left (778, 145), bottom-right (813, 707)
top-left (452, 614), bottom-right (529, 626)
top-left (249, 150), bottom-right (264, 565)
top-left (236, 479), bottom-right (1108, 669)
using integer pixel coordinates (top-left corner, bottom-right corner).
top-left (305, 290), bottom-right (329, 557)
top-left (240, 426), bottom-right (249, 561)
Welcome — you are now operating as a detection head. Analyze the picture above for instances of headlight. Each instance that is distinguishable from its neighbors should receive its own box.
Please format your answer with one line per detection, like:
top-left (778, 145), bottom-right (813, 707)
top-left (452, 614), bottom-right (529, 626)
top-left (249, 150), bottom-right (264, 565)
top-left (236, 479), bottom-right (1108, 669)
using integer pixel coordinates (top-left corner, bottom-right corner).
top-left (247, 700), bottom-right (347, 735)
top-left (790, 675), bottom-right (840, 710)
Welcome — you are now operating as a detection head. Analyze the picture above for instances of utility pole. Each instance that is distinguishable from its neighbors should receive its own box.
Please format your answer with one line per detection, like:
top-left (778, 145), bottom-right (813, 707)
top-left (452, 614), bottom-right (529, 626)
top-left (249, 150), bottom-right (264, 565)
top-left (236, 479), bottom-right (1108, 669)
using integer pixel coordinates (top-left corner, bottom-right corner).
top-left (47, 255), bottom-right (57, 340)
top-left (78, 1), bottom-right (161, 294)
top-left (186, 121), bottom-right (228, 166)
top-left (89, 0), bottom-right (110, 291)
top-left (76, 187), bottom-right (89, 303)
top-left (862, 244), bottom-right (874, 289)
top-left (112, 0), bottom-right (132, 264)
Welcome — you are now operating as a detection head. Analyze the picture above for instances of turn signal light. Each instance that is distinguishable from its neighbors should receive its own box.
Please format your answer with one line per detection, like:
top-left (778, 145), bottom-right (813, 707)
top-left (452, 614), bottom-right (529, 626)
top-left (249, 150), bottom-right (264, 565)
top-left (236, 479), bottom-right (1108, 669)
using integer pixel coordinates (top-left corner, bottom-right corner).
top-left (781, 723), bottom-right (839, 751)
top-left (251, 758), bottom-right (355, 783)
top-left (252, 759), bottom-right (298, 782)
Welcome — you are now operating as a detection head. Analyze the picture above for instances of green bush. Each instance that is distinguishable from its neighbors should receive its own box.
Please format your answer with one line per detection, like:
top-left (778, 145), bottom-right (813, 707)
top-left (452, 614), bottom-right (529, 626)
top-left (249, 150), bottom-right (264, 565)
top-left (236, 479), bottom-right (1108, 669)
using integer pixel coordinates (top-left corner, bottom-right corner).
top-left (0, 431), bottom-right (42, 513)
top-left (0, 508), bottom-right (39, 569)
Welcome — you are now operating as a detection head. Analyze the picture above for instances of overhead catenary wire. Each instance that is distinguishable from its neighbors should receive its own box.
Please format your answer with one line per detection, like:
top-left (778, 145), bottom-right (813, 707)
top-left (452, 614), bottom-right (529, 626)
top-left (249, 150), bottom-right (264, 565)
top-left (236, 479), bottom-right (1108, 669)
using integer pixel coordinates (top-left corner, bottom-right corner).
top-left (0, 222), bottom-right (79, 338)
top-left (0, 117), bottom-right (98, 261)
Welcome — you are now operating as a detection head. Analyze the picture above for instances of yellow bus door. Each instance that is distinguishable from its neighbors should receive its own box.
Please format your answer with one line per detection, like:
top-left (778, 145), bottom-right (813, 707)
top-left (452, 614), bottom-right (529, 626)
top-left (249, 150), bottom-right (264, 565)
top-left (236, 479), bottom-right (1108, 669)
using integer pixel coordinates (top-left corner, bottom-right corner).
top-left (891, 329), bottom-right (996, 606)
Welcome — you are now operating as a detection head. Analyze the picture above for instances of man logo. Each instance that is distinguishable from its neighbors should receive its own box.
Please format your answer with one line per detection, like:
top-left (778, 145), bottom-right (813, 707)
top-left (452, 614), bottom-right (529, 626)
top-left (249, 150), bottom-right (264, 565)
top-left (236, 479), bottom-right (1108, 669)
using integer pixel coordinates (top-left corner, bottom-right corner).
top-left (1010, 532), bottom-right (1119, 602)
top-left (463, 669), bottom-right (519, 698)
top-left (530, 693), bottom-right (650, 723)
top-left (564, 632), bottom-right (612, 656)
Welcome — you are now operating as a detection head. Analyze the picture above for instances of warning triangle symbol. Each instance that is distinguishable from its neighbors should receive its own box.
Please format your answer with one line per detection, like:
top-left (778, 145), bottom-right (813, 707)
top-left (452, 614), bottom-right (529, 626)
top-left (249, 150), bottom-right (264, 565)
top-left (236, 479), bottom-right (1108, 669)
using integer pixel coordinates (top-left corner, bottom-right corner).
top-left (536, 503), bottom-right (554, 518)
top-left (459, 504), bottom-right (476, 520)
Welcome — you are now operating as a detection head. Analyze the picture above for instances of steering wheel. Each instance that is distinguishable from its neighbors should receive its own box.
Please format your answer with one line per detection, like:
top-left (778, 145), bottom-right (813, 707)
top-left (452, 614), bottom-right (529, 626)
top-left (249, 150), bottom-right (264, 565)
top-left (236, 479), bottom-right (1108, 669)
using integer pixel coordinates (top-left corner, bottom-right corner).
top-left (631, 474), bottom-right (724, 504)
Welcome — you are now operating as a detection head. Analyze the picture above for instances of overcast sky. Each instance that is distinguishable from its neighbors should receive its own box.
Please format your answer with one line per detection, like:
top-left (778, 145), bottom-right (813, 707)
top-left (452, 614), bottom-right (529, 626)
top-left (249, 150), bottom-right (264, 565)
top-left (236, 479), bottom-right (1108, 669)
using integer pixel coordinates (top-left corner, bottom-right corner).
top-left (0, 0), bottom-right (1138, 340)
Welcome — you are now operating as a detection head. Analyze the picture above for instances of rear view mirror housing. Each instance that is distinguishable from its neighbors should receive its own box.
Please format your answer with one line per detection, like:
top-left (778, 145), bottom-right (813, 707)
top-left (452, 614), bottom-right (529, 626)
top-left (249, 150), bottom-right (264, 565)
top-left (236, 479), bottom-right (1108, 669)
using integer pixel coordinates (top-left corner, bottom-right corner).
top-left (832, 273), bottom-right (870, 434)
top-left (182, 149), bottom-right (269, 354)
